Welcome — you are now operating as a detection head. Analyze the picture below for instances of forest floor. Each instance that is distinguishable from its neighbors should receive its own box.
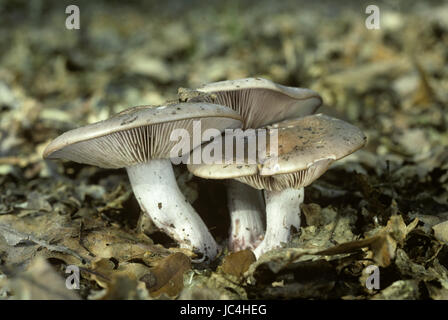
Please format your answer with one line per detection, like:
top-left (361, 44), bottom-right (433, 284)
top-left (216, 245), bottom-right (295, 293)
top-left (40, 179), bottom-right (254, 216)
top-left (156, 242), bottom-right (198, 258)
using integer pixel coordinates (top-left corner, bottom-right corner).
top-left (0, 0), bottom-right (447, 299)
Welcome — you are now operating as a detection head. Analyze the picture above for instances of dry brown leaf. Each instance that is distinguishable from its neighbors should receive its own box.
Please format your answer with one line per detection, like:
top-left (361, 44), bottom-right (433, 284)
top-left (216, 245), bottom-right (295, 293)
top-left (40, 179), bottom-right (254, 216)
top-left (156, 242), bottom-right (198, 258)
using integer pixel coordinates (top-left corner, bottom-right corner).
top-left (372, 280), bottom-right (420, 300)
top-left (314, 234), bottom-right (395, 267)
top-left (79, 227), bottom-right (169, 264)
top-left (99, 275), bottom-right (139, 300)
top-left (432, 221), bottom-right (448, 244)
top-left (383, 214), bottom-right (409, 245)
top-left (411, 59), bottom-right (438, 108)
top-left (315, 236), bottom-right (379, 256)
top-left (366, 216), bottom-right (418, 267)
top-left (100, 274), bottom-right (150, 300)
top-left (7, 257), bottom-right (80, 300)
top-left (141, 252), bottom-right (191, 298)
top-left (369, 234), bottom-right (397, 267)
top-left (315, 216), bottom-right (417, 267)
top-left (87, 258), bottom-right (115, 288)
top-left (221, 249), bottom-right (256, 277)
top-left (86, 257), bottom-right (152, 288)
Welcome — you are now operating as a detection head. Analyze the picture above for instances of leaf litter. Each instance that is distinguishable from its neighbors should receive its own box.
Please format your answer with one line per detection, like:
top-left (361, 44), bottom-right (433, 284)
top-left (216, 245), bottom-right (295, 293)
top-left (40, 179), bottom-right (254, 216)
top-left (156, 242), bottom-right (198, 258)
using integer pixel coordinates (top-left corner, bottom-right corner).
top-left (1, 0), bottom-right (448, 300)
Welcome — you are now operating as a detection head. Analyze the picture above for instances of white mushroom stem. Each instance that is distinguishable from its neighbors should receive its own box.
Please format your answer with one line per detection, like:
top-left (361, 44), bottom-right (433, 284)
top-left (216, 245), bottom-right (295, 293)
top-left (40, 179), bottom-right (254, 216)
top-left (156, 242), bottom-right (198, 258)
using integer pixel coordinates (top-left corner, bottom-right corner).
top-left (226, 180), bottom-right (265, 252)
top-left (253, 187), bottom-right (304, 259)
top-left (126, 160), bottom-right (218, 261)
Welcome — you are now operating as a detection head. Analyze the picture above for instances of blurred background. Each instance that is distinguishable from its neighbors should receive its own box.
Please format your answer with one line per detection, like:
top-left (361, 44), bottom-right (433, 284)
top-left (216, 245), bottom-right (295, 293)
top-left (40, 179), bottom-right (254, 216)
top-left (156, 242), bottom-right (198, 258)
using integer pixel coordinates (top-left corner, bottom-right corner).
top-left (0, 0), bottom-right (447, 300)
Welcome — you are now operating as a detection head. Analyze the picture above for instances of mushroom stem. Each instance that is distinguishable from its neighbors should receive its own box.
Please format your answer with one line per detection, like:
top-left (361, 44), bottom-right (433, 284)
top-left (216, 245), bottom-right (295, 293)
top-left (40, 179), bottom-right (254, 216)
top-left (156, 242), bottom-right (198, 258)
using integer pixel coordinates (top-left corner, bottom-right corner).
top-left (226, 180), bottom-right (265, 251)
top-left (253, 187), bottom-right (304, 259)
top-left (126, 160), bottom-right (218, 261)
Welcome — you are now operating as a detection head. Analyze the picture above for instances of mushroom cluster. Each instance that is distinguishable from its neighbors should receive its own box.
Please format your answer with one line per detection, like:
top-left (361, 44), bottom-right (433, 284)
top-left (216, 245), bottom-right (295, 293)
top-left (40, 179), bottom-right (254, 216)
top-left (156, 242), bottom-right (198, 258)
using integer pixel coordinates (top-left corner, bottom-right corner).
top-left (43, 77), bottom-right (366, 262)
top-left (188, 114), bottom-right (366, 258)
top-left (44, 102), bottom-right (242, 261)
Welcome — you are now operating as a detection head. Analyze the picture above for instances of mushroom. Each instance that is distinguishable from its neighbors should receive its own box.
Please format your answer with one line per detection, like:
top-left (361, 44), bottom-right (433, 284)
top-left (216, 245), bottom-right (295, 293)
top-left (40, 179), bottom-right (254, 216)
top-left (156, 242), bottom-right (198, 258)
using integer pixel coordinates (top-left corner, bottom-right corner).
top-left (43, 103), bottom-right (242, 261)
top-left (179, 77), bottom-right (323, 252)
top-left (226, 179), bottom-right (265, 251)
top-left (188, 114), bottom-right (367, 258)
top-left (178, 77), bottom-right (322, 129)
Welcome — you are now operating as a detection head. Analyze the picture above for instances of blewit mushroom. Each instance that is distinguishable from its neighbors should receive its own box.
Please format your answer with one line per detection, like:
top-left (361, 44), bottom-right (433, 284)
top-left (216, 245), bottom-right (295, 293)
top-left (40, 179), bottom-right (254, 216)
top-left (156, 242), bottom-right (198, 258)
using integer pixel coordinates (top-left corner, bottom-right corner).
top-left (226, 179), bottom-right (265, 251)
top-left (180, 77), bottom-right (323, 252)
top-left (179, 77), bottom-right (322, 129)
top-left (188, 114), bottom-right (366, 258)
top-left (43, 103), bottom-right (242, 261)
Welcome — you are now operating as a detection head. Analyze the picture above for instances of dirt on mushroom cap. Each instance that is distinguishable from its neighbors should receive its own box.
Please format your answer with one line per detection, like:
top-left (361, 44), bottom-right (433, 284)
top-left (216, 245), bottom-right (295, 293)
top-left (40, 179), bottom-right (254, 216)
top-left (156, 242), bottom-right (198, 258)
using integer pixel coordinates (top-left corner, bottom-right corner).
top-left (187, 114), bottom-right (366, 190)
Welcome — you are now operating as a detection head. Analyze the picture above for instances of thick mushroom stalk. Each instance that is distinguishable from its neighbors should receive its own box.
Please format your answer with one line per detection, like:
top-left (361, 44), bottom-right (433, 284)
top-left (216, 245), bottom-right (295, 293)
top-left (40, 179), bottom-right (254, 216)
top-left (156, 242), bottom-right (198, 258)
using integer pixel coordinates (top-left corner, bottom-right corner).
top-left (126, 160), bottom-right (218, 261)
top-left (187, 114), bottom-right (367, 259)
top-left (226, 180), bottom-right (265, 251)
top-left (42, 103), bottom-right (243, 263)
top-left (253, 187), bottom-right (304, 259)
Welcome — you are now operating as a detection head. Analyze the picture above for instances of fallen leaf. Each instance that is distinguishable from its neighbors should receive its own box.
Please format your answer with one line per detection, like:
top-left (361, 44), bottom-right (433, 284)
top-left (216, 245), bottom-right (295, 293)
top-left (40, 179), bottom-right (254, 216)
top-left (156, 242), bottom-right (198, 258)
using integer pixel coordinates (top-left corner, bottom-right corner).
top-left (7, 257), bottom-right (80, 300)
top-left (141, 252), bottom-right (191, 298)
top-left (433, 221), bottom-right (448, 243)
top-left (372, 280), bottom-right (420, 300)
top-left (369, 234), bottom-right (397, 267)
top-left (221, 249), bottom-right (256, 277)
top-left (100, 274), bottom-right (148, 300)
top-left (87, 258), bottom-right (115, 288)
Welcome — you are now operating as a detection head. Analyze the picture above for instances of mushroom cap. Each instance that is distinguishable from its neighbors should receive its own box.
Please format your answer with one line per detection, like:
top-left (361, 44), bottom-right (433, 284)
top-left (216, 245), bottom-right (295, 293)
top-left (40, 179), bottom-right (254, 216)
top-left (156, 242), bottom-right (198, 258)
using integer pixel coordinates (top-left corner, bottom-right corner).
top-left (180, 77), bottom-right (323, 129)
top-left (187, 114), bottom-right (366, 191)
top-left (43, 103), bottom-right (242, 169)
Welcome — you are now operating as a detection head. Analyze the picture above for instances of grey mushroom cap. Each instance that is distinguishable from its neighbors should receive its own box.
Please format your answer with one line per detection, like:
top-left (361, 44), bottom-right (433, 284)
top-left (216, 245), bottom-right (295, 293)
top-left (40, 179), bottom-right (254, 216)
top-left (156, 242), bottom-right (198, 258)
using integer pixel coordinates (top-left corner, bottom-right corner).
top-left (43, 102), bottom-right (243, 168)
top-left (180, 77), bottom-right (323, 129)
top-left (187, 114), bottom-right (367, 191)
